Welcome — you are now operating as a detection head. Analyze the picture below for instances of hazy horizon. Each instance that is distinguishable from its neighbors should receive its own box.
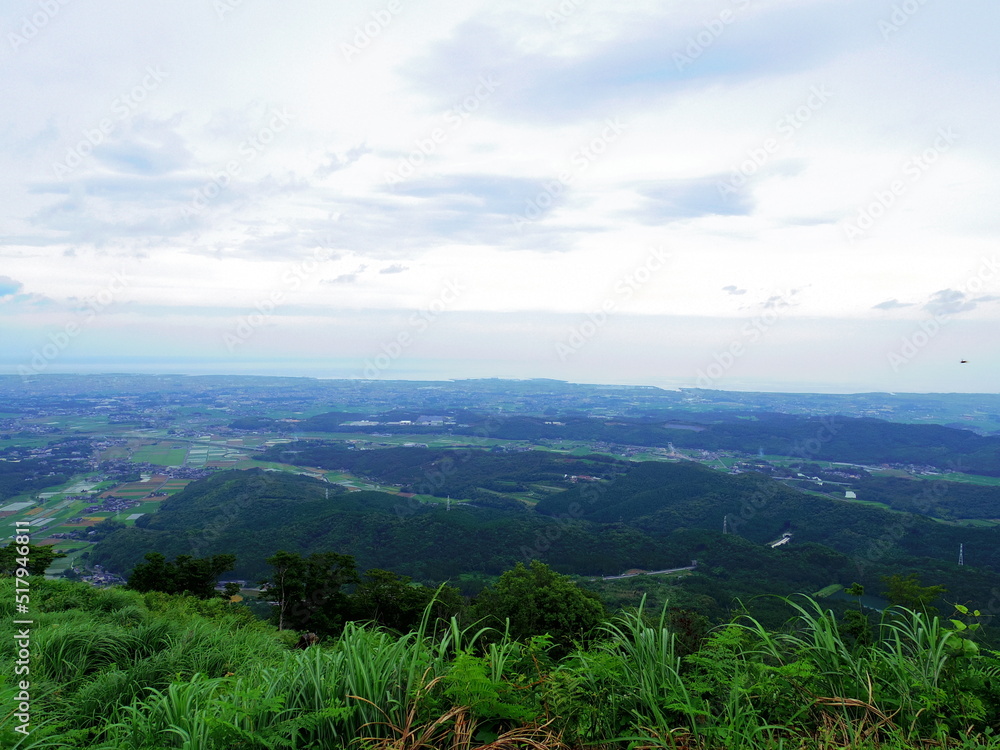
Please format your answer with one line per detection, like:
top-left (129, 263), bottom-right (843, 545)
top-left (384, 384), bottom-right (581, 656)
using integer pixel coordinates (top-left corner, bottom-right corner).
top-left (1, 363), bottom-right (994, 398)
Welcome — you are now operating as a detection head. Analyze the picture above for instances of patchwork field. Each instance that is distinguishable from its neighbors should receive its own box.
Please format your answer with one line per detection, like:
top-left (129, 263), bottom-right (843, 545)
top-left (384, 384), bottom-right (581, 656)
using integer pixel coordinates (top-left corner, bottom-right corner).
top-left (100, 475), bottom-right (169, 499)
top-left (185, 442), bottom-right (248, 467)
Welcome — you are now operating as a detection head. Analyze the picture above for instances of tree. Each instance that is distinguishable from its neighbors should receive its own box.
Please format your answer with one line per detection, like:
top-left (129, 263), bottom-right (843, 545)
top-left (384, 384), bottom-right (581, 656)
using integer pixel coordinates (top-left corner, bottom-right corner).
top-left (260, 550), bottom-right (358, 634)
top-left (0, 542), bottom-right (67, 576)
top-left (846, 582), bottom-right (865, 610)
top-left (350, 569), bottom-right (465, 632)
top-left (471, 560), bottom-right (605, 650)
top-left (88, 518), bottom-right (126, 542)
top-left (881, 573), bottom-right (947, 616)
top-left (221, 581), bottom-right (242, 600)
top-left (126, 552), bottom-right (236, 599)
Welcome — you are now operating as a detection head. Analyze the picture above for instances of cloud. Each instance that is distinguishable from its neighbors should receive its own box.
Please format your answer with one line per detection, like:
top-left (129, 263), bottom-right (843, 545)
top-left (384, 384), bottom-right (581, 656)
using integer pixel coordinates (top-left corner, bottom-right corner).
top-left (0, 277), bottom-right (24, 298)
top-left (924, 289), bottom-right (982, 316)
top-left (763, 289), bottom-right (799, 309)
top-left (314, 145), bottom-right (371, 179)
top-left (406, 3), bottom-right (872, 123)
top-left (722, 285), bottom-right (746, 296)
top-left (323, 274), bottom-right (358, 285)
top-left (322, 264), bottom-right (368, 285)
top-left (380, 263), bottom-right (408, 274)
top-left (872, 299), bottom-right (913, 310)
top-left (387, 173), bottom-right (548, 214)
top-left (91, 116), bottom-right (195, 176)
top-left (629, 177), bottom-right (754, 223)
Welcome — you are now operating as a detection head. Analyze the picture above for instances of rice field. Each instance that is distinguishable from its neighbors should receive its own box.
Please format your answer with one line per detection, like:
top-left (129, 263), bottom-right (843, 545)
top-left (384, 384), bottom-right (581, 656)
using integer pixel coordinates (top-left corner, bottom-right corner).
top-left (131, 444), bottom-right (189, 466)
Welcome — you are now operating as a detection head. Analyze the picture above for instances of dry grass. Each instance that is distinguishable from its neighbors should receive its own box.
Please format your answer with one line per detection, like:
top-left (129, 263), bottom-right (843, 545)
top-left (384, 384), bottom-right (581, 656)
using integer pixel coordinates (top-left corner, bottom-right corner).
top-left (352, 675), bottom-right (568, 750)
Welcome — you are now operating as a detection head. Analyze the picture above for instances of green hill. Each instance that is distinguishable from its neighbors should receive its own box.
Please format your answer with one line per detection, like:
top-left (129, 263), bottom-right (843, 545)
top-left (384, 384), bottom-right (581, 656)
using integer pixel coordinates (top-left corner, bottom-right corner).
top-left (89, 461), bottom-right (1000, 622)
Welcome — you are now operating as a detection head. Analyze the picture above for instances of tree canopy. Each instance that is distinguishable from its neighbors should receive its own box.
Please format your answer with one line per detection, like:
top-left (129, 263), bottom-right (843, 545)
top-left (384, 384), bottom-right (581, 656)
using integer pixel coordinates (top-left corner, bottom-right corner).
top-left (260, 550), bottom-right (358, 634)
top-left (471, 560), bottom-right (605, 650)
top-left (0, 541), bottom-right (66, 577)
top-left (126, 552), bottom-right (236, 599)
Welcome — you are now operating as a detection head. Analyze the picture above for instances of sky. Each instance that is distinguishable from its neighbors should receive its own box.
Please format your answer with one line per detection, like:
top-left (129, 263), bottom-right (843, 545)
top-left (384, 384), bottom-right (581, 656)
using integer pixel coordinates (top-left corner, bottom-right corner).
top-left (1, 0), bottom-right (998, 393)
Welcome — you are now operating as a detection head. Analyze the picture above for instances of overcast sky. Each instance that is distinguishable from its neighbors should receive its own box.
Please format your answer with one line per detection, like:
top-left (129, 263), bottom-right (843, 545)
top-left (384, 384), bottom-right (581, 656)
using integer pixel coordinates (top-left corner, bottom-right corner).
top-left (1, 0), bottom-right (998, 393)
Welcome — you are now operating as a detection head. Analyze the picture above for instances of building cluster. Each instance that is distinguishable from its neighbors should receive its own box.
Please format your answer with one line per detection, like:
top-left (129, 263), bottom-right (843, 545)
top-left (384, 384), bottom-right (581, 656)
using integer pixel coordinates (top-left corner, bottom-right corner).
top-left (80, 564), bottom-right (126, 587)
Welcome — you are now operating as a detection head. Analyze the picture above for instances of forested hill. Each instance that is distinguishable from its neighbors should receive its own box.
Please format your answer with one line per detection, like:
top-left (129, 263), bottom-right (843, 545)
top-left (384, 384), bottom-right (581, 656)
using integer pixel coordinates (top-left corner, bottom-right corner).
top-left (259, 443), bottom-right (625, 497)
top-left (852, 474), bottom-right (1000, 520)
top-left (89, 463), bottom-right (1000, 614)
top-left (90, 468), bottom-right (674, 581)
top-left (539, 460), bottom-right (1000, 570)
top-left (297, 410), bottom-right (1000, 473)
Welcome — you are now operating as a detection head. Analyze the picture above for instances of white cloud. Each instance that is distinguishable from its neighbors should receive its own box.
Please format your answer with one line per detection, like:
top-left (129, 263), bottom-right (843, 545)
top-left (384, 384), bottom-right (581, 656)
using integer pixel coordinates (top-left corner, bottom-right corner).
top-left (2, 0), bottom-right (998, 391)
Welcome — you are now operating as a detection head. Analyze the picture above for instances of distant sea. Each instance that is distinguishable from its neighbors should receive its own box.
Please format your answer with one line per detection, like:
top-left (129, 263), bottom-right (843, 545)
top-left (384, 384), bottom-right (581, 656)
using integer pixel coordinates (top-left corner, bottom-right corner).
top-left (0, 359), bottom-right (874, 393)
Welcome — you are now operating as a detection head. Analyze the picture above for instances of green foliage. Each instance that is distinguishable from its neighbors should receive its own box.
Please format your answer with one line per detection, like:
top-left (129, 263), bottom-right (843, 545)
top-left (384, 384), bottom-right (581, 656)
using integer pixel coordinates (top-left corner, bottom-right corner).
top-left (854, 474), bottom-right (1000, 520)
top-left (89, 463), bottom-right (1000, 600)
top-left (350, 569), bottom-right (464, 633)
top-left (442, 650), bottom-right (535, 723)
top-left (295, 408), bottom-right (1000, 475)
top-left (471, 560), bottom-right (605, 652)
top-left (87, 518), bottom-right (126, 542)
top-left (3, 577), bottom-right (1000, 748)
top-left (262, 440), bottom-right (624, 499)
top-left (126, 551), bottom-right (236, 599)
top-left (0, 541), bottom-right (66, 576)
top-left (881, 572), bottom-right (948, 616)
top-left (260, 549), bottom-right (358, 635)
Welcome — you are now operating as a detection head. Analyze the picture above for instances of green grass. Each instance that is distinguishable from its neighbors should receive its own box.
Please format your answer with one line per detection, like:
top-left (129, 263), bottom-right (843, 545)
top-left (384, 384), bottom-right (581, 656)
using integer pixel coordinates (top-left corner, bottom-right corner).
top-left (840, 496), bottom-right (896, 511)
top-left (130, 445), bottom-right (189, 466)
top-left (813, 583), bottom-right (844, 598)
top-left (937, 472), bottom-right (1000, 487)
top-left (2, 580), bottom-right (1000, 749)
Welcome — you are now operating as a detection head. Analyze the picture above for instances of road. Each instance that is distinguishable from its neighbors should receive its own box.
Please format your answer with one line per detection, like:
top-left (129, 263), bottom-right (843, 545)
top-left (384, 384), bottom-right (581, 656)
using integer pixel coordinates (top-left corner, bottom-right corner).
top-left (592, 564), bottom-right (697, 581)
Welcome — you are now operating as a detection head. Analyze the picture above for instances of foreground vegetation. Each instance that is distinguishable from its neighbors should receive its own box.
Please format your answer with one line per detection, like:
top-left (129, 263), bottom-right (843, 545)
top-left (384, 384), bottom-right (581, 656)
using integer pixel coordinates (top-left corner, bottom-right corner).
top-left (2, 577), bottom-right (1000, 749)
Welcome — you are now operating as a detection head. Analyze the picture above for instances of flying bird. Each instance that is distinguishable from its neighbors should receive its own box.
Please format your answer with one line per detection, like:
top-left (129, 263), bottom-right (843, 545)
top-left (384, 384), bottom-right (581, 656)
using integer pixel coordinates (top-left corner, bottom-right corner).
top-left (960, 360), bottom-right (968, 364)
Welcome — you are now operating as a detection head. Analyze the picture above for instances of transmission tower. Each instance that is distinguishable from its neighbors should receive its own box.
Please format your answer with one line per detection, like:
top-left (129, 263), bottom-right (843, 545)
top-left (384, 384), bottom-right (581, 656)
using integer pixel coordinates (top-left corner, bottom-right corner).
top-left (959, 543), bottom-right (964, 566)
